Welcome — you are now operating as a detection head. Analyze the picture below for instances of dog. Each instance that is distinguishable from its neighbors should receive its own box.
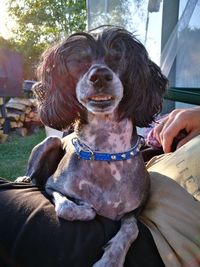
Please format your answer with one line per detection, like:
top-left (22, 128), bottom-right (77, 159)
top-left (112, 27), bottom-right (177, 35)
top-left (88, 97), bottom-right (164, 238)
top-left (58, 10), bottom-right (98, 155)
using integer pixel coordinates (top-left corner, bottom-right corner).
top-left (16, 27), bottom-right (167, 267)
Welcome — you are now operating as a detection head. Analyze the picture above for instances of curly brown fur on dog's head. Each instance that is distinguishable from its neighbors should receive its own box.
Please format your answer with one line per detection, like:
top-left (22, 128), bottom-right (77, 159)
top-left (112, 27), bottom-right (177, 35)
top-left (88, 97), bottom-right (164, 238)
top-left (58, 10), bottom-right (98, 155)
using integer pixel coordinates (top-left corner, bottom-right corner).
top-left (34, 27), bottom-right (168, 130)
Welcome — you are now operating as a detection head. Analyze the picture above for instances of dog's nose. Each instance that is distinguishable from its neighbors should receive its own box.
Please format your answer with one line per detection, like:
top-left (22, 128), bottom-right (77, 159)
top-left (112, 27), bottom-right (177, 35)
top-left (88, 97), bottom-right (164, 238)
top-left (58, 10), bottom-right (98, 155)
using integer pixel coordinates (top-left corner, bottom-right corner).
top-left (89, 67), bottom-right (113, 88)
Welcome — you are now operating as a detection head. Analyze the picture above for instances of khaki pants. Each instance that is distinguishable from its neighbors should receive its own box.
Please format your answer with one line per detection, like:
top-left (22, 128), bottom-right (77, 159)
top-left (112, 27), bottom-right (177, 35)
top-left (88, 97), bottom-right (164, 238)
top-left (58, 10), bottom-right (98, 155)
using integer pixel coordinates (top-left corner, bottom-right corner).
top-left (140, 135), bottom-right (200, 267)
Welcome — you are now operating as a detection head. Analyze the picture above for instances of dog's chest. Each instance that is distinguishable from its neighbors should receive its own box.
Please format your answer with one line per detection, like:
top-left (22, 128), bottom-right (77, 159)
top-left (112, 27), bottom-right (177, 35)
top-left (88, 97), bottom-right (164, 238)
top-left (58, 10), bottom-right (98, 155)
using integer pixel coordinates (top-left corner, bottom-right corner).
top-left (55, 152), bottom-right (148, 220)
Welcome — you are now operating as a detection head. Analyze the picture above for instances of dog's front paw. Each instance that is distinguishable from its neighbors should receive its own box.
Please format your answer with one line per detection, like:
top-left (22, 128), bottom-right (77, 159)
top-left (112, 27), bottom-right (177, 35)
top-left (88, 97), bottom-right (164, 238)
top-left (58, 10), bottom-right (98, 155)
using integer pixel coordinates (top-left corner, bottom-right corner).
top-left (92, 257), bottom-right (123, 267)
top-left (15, 176), bottom-right (31, 183)
top-left (55, 199), bottom-right (96, 221)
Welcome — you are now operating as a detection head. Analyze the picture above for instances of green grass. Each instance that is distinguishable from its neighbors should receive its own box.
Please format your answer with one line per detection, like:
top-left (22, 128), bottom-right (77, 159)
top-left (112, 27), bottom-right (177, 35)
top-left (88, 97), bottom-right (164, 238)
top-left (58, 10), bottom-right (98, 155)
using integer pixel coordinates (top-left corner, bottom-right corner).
top-left (0, 128), bottom-right (46, 181)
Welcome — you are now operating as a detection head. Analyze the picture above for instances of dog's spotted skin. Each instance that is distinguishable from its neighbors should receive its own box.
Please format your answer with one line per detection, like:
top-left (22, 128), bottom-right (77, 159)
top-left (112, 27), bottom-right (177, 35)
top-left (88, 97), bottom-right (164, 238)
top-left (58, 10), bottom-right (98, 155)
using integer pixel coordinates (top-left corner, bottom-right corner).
top-left (16, 27), bottom-right (168, 267)
top-left (46, 116), bottom-right (150, 222)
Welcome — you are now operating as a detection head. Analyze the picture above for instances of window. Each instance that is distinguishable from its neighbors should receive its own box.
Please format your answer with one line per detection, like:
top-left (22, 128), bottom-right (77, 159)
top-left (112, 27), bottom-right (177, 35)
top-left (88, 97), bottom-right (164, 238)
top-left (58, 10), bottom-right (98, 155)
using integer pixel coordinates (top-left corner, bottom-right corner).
top-left (87, 0), bottom-right (163, 64)
top-left (161, 0), bottom-right (200, 105)
top-left (176, 0), bottom-right (200, 88)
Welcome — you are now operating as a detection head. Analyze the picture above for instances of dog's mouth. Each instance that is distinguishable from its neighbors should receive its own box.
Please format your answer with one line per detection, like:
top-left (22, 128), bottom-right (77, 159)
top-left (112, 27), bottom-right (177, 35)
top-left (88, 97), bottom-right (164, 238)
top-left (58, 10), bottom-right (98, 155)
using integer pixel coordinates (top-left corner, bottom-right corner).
top-left (88, 95), bottom-right (114, 103)
top-left (85, 94), bottom-right (116, 112)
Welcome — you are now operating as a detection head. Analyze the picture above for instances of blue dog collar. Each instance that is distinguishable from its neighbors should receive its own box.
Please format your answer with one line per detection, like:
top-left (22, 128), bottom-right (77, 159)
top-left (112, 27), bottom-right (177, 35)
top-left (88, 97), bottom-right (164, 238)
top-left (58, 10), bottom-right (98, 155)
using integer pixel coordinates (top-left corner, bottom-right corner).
top-left (72, 136), bottom-right (144, 161)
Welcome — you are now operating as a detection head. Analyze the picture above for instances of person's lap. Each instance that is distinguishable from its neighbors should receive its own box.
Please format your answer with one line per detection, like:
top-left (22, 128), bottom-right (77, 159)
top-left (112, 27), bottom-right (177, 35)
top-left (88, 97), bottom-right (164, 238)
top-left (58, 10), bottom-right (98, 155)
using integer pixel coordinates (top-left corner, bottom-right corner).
top-left (142, 135), bottom-right (200, 266)
top-left (0, 178), bottom-right (164, 267)
top-left (146, 134), bottom-right (200, 201)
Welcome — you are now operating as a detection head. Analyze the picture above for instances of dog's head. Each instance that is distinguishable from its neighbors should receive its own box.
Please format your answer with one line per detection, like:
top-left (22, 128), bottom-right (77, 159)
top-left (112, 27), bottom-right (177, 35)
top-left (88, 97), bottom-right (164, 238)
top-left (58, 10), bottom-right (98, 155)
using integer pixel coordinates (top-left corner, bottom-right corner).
top-left (76, 63), bottom-right (123, 117)
top-left (34, 27), bottom-right (168, 130)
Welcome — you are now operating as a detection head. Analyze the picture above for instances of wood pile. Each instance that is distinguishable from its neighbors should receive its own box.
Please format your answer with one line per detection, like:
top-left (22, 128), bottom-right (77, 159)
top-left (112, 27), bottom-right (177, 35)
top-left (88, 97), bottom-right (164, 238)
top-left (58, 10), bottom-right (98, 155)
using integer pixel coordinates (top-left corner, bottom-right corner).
top-left (0, 97), bottom-right (42, 143)
top-left (0, 97), bottom-right (8, 143)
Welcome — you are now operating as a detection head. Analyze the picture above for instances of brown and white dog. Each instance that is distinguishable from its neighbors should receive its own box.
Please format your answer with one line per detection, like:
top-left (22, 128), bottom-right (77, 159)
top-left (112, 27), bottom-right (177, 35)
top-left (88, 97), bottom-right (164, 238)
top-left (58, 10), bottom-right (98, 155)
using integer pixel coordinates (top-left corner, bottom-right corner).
top-left (17, 27), bottom-right (167, 267)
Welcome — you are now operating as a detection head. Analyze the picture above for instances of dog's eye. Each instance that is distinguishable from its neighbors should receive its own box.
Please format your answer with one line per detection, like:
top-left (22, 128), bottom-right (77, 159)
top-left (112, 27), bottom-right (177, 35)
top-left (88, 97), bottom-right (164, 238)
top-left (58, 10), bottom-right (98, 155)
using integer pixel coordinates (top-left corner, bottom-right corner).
top-left (67, 58), bottom-right (91, 67)
top-left (67, 59), bottom-right (81, 65)
top-left (66, 57), bottom-right (91, 76)
top-left (106, 54), bottom-right (121, 62)
top-left (104, 53), bottom-right (122, 70)
top-left (106, 50), bottom-right (122, 62)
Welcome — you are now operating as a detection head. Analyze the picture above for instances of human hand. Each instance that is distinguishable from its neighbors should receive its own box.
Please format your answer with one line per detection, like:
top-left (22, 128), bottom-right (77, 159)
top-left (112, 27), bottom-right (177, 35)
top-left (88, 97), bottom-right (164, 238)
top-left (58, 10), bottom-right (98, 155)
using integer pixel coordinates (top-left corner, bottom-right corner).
top-left (152, 107), bottom-right (200, 153)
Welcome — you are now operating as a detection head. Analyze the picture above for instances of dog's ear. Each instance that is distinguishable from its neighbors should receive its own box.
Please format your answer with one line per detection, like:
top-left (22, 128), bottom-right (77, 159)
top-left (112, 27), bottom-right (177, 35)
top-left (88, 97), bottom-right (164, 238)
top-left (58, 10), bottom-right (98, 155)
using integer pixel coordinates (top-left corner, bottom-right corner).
top-left (133, 59), bottom-right (168, 127)
top-left (34, 43), bottom-right (83, 130)
top-left (117, 31), bottom-right (168, 127)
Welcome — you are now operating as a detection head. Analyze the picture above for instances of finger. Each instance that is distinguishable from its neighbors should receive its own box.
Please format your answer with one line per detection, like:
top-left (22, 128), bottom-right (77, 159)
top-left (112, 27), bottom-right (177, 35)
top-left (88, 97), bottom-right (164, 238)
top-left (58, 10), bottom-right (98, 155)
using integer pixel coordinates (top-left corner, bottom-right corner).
top-left (153, 117), bottom-right (168, 143)
top-left (158, 121), bottom-right (174, 152)
top-left (152, 125), bottom-right (162, 144)
top-left (176, 131), bottom-right (199, 149)
top-left (161, 120), bottom-right (185, 153)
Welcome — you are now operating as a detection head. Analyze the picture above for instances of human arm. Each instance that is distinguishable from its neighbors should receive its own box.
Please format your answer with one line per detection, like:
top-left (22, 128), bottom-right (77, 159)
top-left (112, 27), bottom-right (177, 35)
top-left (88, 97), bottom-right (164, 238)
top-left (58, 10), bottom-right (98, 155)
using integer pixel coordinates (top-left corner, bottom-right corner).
top-left (152, 106), bottom-right (200, 153)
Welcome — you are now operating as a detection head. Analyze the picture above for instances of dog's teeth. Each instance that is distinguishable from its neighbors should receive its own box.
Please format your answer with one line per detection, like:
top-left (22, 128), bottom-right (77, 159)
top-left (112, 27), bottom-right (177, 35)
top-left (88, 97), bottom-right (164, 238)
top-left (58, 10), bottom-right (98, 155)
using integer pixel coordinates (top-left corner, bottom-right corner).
top-left (90, 96), bottom-right (112, 101)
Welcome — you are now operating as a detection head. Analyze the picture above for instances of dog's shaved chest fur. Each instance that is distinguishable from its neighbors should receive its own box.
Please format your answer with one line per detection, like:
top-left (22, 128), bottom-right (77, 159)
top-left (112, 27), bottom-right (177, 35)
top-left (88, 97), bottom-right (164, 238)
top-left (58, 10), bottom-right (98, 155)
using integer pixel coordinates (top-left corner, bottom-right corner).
top-left (46, 116), bottom-right (149, 220)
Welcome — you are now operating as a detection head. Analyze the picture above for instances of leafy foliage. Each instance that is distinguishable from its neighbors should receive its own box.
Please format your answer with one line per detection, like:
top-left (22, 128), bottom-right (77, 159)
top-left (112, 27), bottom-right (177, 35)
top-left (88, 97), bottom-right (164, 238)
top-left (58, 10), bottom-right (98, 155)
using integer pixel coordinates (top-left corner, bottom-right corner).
top-left (5, 0), bottom-right (87, 79)
top-left (8, 0), bottom-right (86, 43)
top-left (0, 37), bottom-right (15, 50)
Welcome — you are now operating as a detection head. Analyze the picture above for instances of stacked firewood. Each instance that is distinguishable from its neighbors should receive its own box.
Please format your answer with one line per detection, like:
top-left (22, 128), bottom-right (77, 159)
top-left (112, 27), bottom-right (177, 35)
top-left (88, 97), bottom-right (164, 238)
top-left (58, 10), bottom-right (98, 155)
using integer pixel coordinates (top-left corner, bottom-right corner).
top-left (0, 97), bottom-right (8, 143)
top-left (0, 97), bottom-right (42, 141)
